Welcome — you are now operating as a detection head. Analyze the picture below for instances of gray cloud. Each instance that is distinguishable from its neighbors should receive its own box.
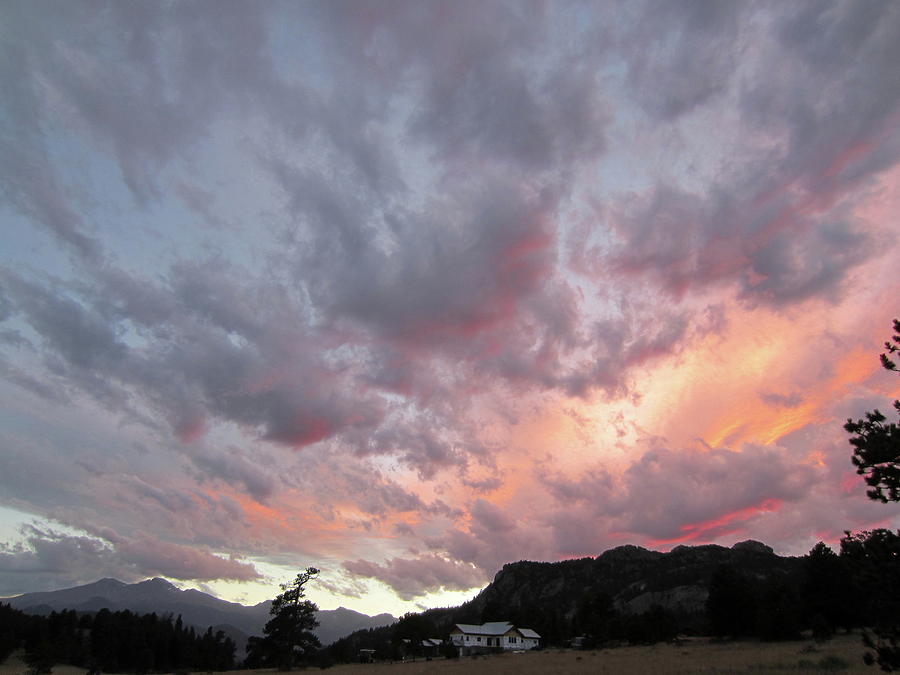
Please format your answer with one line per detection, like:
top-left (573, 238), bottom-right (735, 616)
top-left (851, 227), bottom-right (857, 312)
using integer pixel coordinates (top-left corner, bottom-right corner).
top-left (343, 554), bottom-right (485, 601)
top-left (605, 184), bottom-right (880, 305)
top-left (188, 445), bottom-right (277, 504)
top-left (540, 444), bottom-right (817, 547)
top-left (598, 0), bottom-right (900, 305)
top-left (0, 524), bottom-right (259, 596)
top-left (1, 0), bottom-right (898, 602)
top-left (625, 0), bottom-right (744, 120)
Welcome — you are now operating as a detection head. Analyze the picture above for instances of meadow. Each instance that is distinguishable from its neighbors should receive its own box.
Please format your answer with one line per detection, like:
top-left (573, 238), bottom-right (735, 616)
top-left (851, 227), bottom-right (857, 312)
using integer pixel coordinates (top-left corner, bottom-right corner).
top-left (0, 633), bottom-right (874, 675)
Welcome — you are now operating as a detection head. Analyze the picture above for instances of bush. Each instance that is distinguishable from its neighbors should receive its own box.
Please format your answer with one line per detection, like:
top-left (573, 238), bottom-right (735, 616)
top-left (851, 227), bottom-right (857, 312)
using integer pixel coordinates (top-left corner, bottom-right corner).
top-left (810, 614), bottom-right (834, 642)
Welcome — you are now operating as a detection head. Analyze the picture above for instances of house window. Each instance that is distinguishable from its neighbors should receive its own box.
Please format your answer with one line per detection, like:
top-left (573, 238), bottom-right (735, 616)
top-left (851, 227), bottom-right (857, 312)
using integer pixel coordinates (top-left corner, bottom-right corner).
top-left (509, 637), bottom-right (517, 644)
top-left (476, 637), bottom-right (481, 642)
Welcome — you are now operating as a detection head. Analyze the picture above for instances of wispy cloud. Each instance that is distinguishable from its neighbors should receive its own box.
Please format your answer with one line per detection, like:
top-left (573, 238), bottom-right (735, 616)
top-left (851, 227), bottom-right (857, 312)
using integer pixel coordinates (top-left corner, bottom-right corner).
top-left (1, 0), bottom-right (898, 610)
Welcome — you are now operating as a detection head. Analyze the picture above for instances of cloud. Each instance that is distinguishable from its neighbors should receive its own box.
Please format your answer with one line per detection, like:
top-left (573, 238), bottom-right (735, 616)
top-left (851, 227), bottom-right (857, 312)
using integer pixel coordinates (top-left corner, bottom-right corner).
top-left (605, 183), bottom-right (879, 305)
top-left (539, 444), bottom-right (818, 550)
top-left (343, 554), bottom-right (485, 601)
top-left (470, 498), bottom-right (516, 534)
top-left (0, 0), bottom-right (898, 611)
top-left (188, 445), bottom-right (277, 503)
top-left (0, 524), bottom-right (259, 596)
top-left (116, 534), bottom-right (261, 582)
top-left (596, 1), bottom-right (900, 305)
top-left (317, 0), bottom-right (608, 174)
top-left (759, 391), bottom-right (804, 409)
top-left (624, 0), bottom-right (744, 120)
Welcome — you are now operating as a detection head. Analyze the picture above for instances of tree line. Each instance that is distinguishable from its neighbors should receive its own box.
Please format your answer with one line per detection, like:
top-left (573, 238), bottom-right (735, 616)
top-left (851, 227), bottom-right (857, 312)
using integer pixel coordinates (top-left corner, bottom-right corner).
top-left (319, 529), bottom-right (898, 665)
top-left (0, 604), bottom-right (236, 673)
top-left (705, 530), bottom-right (900, 643)
top-left (843, 318), bottom-right (900, 670)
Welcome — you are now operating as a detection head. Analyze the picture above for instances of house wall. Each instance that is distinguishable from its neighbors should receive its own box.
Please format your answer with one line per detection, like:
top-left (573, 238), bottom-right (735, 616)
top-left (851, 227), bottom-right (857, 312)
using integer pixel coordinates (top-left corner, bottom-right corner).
top-left (450, 628), bottom-right (539, 652)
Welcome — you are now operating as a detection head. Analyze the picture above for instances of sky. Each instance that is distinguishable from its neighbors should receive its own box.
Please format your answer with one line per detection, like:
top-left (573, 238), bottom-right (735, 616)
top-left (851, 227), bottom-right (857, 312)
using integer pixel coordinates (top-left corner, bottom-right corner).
top-left (1, 0), bottom-right (899, 617)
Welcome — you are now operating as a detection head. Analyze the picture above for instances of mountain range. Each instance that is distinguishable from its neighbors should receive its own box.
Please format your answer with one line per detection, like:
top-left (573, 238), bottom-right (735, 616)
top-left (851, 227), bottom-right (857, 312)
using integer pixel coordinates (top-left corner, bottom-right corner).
top-left (465, 539), bottom-right (801, 625)
top-left (3, 539), bottom-right (804, 655)
top-left (3, 577), bottom-right (395, 650)
top-left (326, 539), bottom-right (807, 656)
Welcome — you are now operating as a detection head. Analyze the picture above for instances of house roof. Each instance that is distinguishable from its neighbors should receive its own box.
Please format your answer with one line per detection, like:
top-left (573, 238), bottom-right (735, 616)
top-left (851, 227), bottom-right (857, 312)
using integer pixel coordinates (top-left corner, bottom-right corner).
top-left (453, 622), bottom-right (513, 636)
top-left (451, 622), bottom-right (541, 639)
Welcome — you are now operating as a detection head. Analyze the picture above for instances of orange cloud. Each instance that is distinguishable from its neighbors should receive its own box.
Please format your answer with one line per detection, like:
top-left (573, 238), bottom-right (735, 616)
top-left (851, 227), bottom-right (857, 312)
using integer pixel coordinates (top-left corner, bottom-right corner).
top-left (702, 346), bottom-right (879, 449)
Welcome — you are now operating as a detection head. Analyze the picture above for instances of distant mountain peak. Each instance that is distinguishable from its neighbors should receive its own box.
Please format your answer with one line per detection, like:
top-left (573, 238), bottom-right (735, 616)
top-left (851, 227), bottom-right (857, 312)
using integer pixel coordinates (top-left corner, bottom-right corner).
top-left (8, 577), bottom-right (398, 648)
top-left (731, 539), bottom-right (775, 555)
top-left (136, 577), bottom-right (179, 590)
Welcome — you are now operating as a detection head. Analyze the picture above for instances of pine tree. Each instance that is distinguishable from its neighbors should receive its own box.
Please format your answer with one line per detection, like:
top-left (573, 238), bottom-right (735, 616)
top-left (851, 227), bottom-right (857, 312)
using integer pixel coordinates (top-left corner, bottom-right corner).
top-left (247, 568), bottom-right (321, 669)
top-left (845, 319), bottom-right (900, 671)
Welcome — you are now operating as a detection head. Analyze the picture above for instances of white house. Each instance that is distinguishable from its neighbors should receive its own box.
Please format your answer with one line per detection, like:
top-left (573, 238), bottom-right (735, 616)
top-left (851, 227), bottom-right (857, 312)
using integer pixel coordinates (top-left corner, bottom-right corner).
top-left (449, 622), bottom-right (541, 653)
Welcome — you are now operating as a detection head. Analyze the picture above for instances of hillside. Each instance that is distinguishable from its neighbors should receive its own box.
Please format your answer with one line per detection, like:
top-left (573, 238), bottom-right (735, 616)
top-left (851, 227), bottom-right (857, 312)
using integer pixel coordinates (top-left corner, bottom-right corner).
top-left (327, 539), bottom-right (804, 656)
top-left (470, 539), bottom-right (799, 621)
top-left (4, 540), bottom-right (805, 657)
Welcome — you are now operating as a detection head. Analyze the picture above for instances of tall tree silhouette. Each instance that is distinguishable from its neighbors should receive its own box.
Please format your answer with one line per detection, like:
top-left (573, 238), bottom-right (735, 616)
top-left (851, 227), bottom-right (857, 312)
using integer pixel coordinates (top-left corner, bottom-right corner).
top-left (846, 319), bottom-right (900, 502)
top-left (802, 542), bottom-right (854, 634)
top-left (247, 568), bottom-right (321, 669)
top-left (845, 319), bottom-right (900, 671)
top-left (706, 564), bottom-right (757, 638)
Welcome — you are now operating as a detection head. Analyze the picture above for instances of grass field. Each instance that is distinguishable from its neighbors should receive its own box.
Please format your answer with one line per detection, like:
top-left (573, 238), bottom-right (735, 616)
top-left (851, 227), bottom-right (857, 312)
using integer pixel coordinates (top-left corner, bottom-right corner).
top-left (0, 633), bottom-right (875, 674)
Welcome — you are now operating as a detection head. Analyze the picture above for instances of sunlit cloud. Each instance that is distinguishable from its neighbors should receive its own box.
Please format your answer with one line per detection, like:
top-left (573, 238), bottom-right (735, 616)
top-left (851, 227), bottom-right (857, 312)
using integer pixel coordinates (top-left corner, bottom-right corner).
top-left (1, 0), bottom-right (898, 615)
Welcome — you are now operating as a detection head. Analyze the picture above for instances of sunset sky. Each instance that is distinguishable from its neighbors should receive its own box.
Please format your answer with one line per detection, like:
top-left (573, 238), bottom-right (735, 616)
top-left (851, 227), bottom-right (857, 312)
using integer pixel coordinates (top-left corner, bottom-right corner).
top-left (1, 0), bottom-right (899, 617)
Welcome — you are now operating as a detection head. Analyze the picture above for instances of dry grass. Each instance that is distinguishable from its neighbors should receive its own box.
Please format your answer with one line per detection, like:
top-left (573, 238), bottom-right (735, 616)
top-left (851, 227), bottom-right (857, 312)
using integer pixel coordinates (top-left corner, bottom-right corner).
top-left (316, 634), bottom-right (870, 674)
top-left (0, 634), bottom-right (874, 675)
top-left (1, 654), bottom-right (88, 675)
